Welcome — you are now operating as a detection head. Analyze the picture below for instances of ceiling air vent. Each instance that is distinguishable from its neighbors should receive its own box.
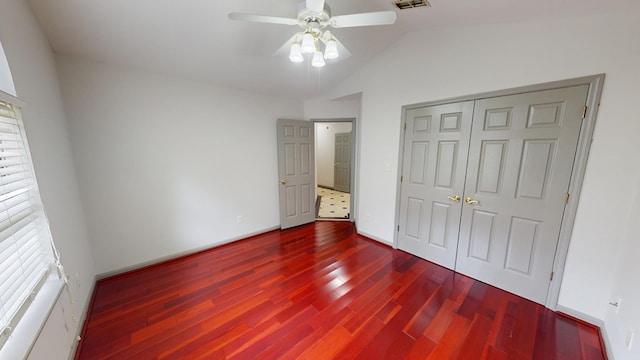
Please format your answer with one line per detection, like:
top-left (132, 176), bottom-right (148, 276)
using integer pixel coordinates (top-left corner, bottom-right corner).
top-left (393, 0), bottom-right (431, 10)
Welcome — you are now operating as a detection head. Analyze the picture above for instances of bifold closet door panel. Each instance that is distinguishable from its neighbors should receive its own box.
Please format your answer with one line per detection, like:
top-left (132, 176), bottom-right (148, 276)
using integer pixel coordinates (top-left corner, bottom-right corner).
top-left (455, 85), bottom-right (589, 304)
top-left (397, 101), bottom-right (474, 270)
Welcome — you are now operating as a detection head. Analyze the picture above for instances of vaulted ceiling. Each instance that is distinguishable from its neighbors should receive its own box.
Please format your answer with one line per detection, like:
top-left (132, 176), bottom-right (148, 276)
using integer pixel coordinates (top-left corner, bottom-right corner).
top-left (27, 0), bottom-right (640, 100)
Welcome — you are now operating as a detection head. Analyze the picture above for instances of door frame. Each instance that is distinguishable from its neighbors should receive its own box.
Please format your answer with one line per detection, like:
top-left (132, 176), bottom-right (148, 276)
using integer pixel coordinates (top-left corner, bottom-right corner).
top-left (393, 74), bottom-right (605, 309)
top-left (312, 118), bottom-right (357, 222)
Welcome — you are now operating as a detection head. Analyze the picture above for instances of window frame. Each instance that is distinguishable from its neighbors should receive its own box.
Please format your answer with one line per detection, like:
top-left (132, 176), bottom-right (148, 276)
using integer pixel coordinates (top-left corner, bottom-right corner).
top-left (0, 90), bottom-right (64, 359)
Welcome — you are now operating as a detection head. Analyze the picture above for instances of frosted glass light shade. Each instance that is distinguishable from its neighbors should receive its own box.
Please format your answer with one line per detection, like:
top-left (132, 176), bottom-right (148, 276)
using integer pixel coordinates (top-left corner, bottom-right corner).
top-left (301, 33), bottom-right (316, 54)
top-left (324, 39), bottom-right (338, 59)
top-left (311, 50), bottom-right (325, 67)
top-left (289, 43), bottom-right (303, 63)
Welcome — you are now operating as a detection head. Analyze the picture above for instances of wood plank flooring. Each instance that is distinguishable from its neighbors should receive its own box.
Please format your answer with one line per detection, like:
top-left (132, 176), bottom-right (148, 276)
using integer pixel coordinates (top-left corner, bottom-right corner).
top-left (75, 221), bottom-right (606, 359)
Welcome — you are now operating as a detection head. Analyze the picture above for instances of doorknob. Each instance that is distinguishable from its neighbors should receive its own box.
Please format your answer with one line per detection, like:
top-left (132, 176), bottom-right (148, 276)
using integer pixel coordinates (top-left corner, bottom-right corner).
top-left (465, 197), bottom-right (479, 205)
top-left (280, 179), bottom-right (287, 185)
top-left (447, 195), bottom-right (461, 202)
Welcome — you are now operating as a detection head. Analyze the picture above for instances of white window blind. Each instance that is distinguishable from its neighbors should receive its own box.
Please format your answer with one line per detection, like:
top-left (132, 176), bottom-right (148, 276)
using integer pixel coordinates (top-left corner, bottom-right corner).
top-left (0, 100), bottom-right (56, 349)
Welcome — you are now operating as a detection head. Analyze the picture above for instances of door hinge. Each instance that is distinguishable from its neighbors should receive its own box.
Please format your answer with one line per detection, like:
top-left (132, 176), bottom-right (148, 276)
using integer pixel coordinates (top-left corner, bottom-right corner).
top-left (397, 225), bottom-right (400, 232)
top-left (400, 175), bottom-right (403, 183)
top-left (550, 271), bottom-right (554, 281)
top-left (582, 105), bottom-right (588, 119)
top-left (404, 122), bottom-right (407, 131)
top-left (565, 193), bottom-right (570, 204)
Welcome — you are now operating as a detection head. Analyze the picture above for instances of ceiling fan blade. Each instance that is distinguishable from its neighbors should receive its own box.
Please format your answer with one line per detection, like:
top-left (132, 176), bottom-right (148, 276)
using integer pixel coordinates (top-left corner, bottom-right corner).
top-left (228, 13), bottom-right (299, 26)
top-left (306, 0), bottom-right (325, 13)
top-left (329, 11), bottom-right (397, 28)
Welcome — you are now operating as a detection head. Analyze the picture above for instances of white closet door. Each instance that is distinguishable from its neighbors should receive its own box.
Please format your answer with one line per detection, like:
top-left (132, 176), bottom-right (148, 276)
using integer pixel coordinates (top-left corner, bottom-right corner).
top-left (397, 101), bottom-right (474, 270)
top-left (455, 85), bottom-right (589, 304)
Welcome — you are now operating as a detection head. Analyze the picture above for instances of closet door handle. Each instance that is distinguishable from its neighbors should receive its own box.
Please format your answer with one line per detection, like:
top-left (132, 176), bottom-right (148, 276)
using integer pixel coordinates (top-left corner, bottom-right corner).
top-left (447, 195), bottom-right (461, 202)
top-left (465, 197), bottom-right (479, 205)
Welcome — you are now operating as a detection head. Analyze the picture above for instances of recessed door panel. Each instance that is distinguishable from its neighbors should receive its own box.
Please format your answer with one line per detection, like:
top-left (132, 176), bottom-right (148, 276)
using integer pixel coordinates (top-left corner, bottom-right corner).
top-left (484, 108), bottom-right (512, 131)
top-left (300, 143), bottom-right (311, 175)
top-left (284, 125), bottom-right (295, 137)
top-left (410, 142), bottom-right (429, 185)
top-left (527, 103), bottom-right (563, 128)
top-left (428, 202), bottom-right (450, 248)
top-left (440, 113), bottom-right (462, 132)
top-left (476, 141), bottom-right (507, 194)
top-left (435, 141), bottom-right (458, 188)
top-left (516, 140), bottom-right (556, 200)
top-left (505, 217), bottom-right (540, 275)
top-left (405, 197), bottom-right (423, 240)
top-left (429, 202), bottom-right (451, 250)
top-left (468, 210), bottom-right (496, 262)
top-left (285, 143), bottom-right (296, 176)
top-left (285, 186), bottom-right (296, 217)
top-left (414, 116), bottom-right (431, 133)
top-left (300, 184), bottom-right (312, 215)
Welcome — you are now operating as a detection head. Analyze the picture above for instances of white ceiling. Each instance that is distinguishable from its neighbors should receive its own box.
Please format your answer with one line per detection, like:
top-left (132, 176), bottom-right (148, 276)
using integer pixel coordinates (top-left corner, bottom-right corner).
top-left (27, 0), bottom-right (640, 100)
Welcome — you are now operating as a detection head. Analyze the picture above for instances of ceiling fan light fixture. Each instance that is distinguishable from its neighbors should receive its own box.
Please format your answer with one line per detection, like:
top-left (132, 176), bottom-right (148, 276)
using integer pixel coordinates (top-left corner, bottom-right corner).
top-left (301, 32), bottom-right (316, 53)
top-left (311, 50), bottom-right (326, 67)
top-left (289, 43), bottom-right (304, 63)
top-left (229, 0), bottom-right (399, 67)
top-left (324, 39), bottom-right (338, 59)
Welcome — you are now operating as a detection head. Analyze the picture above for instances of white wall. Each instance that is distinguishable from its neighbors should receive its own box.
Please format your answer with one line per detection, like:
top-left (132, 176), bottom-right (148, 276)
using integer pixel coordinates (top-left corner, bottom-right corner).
top-left (56, 56), bottom-right (303, 274)
top-left (315, 122), bottom-right (352, 188)
top-left (0, 42), bottom-right (15, 96)
top-left (604, 171), bottom-right (640, 359)
top-left (305, 97), bottom-right (361, 120)
top-left (306, 12), bottom-right (640, 360)
top-left (0, 0), bottom-right (95, 358)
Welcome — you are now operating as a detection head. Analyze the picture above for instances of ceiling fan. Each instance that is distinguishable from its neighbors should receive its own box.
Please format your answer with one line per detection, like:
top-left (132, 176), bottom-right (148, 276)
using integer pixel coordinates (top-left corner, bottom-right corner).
top-left (228, 0), bottom-right (397, 67)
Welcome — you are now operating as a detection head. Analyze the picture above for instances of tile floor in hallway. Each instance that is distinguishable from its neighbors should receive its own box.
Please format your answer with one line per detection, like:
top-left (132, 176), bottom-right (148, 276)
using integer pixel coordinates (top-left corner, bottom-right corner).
top-left (317, 187), bottom-right (350, 219)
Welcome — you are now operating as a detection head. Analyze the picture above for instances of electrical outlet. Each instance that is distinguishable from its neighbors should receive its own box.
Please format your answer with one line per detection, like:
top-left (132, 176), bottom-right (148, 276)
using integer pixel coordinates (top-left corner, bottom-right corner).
top-left (236, 215), bottom-right (243, 224)
top-left (626, 328), bottom-right (634, 350)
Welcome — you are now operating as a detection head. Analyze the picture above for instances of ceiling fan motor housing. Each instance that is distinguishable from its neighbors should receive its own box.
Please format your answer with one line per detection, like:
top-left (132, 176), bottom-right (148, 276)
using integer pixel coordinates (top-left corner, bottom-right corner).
top-left (296, 1), bottom-right (331, 28)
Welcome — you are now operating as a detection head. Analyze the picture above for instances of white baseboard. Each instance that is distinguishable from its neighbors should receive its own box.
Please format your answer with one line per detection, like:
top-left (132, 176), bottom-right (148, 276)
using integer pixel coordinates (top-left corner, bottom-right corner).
top-left (556, 305), bottom-right (613, 359)
top-left (97, 226), bottom-right (281, 279)
top-left (356, 229), bottom-right (393, 247)
top-left (68, 277), bottom-right (97, 360)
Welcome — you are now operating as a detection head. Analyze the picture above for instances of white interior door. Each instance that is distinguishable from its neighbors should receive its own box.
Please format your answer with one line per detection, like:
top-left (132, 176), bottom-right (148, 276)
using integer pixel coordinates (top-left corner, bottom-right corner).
top-left (397, 101), bottom-right (474, 269)
top-left (277, 119), bottom-right (316, 229)
top-left (333, 132), bottom-right (351, 193)
top-left (455, 85), bottom-right (589, 304)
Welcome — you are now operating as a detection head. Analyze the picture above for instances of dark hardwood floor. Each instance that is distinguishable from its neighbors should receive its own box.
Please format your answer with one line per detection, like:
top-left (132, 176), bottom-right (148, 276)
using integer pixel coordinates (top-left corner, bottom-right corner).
top-left (75, 221), bottom-right (606, 359)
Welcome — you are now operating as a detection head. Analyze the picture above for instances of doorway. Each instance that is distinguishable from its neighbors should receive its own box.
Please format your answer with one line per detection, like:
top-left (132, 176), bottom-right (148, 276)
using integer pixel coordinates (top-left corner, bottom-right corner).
top-left (313, 119), bottom-right (355, 220)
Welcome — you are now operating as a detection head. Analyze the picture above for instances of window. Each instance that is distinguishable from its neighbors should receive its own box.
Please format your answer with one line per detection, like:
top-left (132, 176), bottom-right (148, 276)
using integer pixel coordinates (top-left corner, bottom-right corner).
top-left (0, 100), bottom-right (59, 350)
